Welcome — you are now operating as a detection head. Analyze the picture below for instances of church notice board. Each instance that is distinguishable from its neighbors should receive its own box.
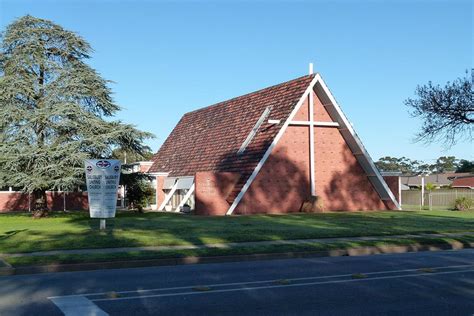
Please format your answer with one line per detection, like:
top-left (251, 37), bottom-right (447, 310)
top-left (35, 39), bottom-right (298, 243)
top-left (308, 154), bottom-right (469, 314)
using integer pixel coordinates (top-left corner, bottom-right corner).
top-left (84, 159), bottom-right (121, 218)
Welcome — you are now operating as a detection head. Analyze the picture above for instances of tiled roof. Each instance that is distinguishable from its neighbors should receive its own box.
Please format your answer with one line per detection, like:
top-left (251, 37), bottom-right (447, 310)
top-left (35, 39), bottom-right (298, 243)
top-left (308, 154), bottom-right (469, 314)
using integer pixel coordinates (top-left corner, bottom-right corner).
top-left (400, 173), bottom-right (472, 186)
top-left (149, 74), bottom-right (315, 177)
top-left (452, 175), bottom-right (474, 188)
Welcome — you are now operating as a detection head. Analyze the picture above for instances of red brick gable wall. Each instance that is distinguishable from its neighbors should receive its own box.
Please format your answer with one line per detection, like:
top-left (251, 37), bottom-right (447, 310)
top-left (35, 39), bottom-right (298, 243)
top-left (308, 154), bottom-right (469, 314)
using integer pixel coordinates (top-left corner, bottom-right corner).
top-left (235, 124), bottom-right (311, 214)
top-left (234, 92), bottom-right (389, 214)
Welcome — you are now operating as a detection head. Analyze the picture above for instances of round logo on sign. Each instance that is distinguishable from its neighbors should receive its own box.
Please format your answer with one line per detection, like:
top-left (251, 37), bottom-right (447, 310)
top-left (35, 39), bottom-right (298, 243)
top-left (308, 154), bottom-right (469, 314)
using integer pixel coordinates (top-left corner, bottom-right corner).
top-left (114, 165), bottom-right (120, 172)
top-left (86, 166), bottom-right (93, 173)
top-left (96, 160), bottom-right (111, 169)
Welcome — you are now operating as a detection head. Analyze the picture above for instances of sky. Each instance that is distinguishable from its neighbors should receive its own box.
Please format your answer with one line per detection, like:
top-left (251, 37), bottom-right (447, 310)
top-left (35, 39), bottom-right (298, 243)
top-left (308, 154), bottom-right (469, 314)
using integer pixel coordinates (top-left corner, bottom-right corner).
top-left (1, 0), bottom-right (472, 163)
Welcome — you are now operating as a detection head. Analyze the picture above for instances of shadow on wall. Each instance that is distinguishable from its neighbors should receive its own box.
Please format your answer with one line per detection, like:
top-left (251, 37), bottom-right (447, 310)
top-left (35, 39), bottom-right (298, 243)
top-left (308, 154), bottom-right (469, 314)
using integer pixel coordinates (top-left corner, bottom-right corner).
top-left (2, 192), bottom-right (88, 212)
top-left (212, 139), bottom-right (312, 215)
top-left (320, 142), bottom-right (388, 211)
top-left (3, 193), bottom-right (30, 212)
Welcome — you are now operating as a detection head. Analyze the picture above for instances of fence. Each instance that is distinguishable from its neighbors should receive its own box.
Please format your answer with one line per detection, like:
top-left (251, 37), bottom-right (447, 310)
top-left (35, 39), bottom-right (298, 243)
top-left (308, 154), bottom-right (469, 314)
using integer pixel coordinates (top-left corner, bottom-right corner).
top-left (401, 189), bottom-right (474, 210)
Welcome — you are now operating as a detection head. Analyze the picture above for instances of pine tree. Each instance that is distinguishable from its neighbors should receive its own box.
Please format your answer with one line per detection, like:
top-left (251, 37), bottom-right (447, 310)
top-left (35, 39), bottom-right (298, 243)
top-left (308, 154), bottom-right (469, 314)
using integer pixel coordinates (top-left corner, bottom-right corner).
top-left (0, 15), bottom-right (153, 215)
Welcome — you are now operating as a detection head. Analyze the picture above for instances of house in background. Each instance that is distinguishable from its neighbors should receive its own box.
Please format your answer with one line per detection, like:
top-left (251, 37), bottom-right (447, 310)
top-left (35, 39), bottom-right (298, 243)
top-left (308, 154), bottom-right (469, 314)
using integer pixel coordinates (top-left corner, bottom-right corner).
top-left (400, 173), bottom-right (472, 189)
top-left (148, 70), bottom-right (400, 215)
top-left (122, 161), bottom-right (154, 174)
top-left (452, 175), bottom-right (474, 189)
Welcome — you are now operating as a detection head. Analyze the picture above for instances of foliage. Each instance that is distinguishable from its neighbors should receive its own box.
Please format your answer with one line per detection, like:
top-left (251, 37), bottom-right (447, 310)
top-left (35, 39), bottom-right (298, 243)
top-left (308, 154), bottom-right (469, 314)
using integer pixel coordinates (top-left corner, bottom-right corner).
top-left (454, 197), bottom-right (474, 211)
top-left (425, 182), bottom-right (436, 192)
top-left (0, 16), bottom-right (153, 213)
top-left (375, 156), bottom-right (430, 174)
top-left (456, 159), bottom-right (474, 173)
top-left (375, 155), bottom-right (473, 175)
top-left (405, 70), bottom-right (473, 147)
top-left (120, 173), bottom-right (154, 212)
top-left (430, 156), bottom-right (458, 173)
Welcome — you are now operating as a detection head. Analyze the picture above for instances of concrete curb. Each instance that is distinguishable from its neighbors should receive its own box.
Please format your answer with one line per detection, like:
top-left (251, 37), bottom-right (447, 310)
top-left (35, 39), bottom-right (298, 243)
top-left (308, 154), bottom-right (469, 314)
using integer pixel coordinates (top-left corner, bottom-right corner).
top-left (2, 241), bottom-right (473, 276)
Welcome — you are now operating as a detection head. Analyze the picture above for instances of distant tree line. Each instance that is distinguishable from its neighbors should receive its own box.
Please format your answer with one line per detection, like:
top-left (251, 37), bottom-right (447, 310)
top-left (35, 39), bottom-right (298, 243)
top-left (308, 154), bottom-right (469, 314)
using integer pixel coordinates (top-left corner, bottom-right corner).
top-left (375, 156), bottom-right (474, 174)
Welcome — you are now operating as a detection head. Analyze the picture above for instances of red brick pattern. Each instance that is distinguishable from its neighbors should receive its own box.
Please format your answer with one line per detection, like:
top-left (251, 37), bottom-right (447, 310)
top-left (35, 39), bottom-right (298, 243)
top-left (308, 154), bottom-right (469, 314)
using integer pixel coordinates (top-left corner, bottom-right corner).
top-left (195, 172), bottom-right (241, 215)
top-left (155, 176), bottom-right (166, 207)
top-left (235, 92), bottom-right (391, 213)
top-left (0, 192), bottom-right (88, 212)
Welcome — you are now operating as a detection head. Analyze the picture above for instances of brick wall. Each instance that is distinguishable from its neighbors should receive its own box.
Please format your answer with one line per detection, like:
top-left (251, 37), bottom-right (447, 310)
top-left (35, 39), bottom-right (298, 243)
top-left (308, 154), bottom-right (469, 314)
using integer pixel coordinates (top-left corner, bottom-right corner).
top-left (0, 192), bottom-right (88, 212)
top-left (195, 172), bottom-right (241, 215)
top-left (383, 176), bottom-right (401, 207)
top-left (234, 92), bottom-right (392, 214)
top-left (155, 176), bottom-right (166, 209)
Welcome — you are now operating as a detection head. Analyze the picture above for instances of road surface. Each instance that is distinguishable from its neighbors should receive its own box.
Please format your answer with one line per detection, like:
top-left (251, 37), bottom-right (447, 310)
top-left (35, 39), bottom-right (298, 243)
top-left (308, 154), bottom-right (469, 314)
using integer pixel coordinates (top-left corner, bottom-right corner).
top-left (1, 249), bottom-right (474, 315)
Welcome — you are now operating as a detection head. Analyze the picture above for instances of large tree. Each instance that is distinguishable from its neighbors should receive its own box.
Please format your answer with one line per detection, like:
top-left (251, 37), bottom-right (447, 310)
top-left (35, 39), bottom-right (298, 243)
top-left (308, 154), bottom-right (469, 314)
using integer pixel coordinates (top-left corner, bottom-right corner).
top-left (0, 16), bottom-right (153, 215)
top-left (405, 71), bottom-right (473, 147)
top-left (429, 156), bottom-right (458, 173)
top-left (456, 159), bottom-right (474, 173)
top-left (375, 156), bottom-right (429, 174)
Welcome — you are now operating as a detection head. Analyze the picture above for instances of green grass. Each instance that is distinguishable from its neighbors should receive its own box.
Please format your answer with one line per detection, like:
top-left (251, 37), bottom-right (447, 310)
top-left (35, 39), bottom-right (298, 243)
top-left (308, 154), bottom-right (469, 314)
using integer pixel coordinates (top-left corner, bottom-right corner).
top-left (6, 235), bottom-right (474, 267)
top-left (1, 210), bottom-right (474, 254)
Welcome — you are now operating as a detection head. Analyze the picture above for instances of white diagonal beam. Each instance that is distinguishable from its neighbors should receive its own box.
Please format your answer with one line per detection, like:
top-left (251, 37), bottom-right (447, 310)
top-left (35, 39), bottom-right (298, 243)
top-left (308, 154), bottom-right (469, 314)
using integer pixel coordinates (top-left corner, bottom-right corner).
top-left (158, 181), bottom-right (178, 211)
top-left (174, 183), bottom-right (195, 212)
top-left (226, 75), bottom-right (320, 215)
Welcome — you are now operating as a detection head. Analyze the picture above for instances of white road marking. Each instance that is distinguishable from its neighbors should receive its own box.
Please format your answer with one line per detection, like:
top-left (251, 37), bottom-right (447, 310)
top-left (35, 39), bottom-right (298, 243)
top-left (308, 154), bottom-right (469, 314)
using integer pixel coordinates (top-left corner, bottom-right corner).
top-left (48, 264), bottom-right (474, 302)
top-left (50, 295), bottom-right (109, 316)
top-left (48, 263), bottom-right (474, 300)
top-left (90, 268), bottom-right (474, 302)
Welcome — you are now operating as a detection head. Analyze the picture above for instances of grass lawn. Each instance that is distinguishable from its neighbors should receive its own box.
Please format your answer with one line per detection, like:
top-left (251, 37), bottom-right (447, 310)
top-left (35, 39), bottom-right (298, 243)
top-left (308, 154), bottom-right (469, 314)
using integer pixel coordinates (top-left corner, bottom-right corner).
top-left (7, 235), bottom-right (474, 267)
top-left (1, 210), bottom-right (474, 255)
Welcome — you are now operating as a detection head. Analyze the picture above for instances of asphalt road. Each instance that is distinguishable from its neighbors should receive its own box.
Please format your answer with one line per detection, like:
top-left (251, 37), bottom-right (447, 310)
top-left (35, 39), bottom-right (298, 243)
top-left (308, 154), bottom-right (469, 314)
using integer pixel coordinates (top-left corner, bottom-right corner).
top-left (1, 249), bottom-right (474, 316)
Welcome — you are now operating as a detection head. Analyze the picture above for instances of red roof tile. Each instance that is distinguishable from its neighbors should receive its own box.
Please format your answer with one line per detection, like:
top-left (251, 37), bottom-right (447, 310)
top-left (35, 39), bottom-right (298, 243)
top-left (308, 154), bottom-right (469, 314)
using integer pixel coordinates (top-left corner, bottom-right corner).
top-left (149, 74), bottom-right (315, 177)
top-left (452, 175), bottom-right (474, 188)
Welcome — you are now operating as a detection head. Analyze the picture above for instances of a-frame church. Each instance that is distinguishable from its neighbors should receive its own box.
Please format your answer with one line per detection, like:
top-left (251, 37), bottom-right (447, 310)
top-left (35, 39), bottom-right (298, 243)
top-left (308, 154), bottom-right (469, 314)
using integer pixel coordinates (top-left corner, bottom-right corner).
top-left (148, 71), bottom-right (401, 215)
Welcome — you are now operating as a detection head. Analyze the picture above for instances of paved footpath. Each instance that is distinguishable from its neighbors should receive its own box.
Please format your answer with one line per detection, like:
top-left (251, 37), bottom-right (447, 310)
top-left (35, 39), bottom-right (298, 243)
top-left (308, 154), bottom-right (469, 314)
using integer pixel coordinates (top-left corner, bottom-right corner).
top-left (1, 248), bottom-right (473, 315)
top-left (3, 231), bottom-right (474, 258)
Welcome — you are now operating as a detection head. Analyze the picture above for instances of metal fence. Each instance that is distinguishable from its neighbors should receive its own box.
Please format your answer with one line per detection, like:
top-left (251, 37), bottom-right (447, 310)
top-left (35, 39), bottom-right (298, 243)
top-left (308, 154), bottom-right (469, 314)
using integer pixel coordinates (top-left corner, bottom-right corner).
top-left (401, 189), bottom-right (474, 209)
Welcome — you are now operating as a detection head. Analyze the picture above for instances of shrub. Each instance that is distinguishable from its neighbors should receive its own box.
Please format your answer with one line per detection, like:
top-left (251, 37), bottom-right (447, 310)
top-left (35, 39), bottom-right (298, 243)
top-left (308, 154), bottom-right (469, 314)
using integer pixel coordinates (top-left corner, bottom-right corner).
top-left (454, 197), bottom-right (474, 211)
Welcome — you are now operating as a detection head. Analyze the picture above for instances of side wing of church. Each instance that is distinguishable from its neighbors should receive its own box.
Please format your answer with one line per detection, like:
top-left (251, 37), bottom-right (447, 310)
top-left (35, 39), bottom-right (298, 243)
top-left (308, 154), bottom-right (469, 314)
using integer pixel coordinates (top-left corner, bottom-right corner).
top-left (148, 73), bottom-right (400, 215)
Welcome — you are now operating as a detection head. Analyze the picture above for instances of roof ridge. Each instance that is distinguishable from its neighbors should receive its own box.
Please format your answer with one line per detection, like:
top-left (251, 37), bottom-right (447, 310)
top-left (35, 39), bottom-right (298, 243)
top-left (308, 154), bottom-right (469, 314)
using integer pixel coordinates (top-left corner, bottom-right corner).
top-left (183, 74), bottom-right (316, 116)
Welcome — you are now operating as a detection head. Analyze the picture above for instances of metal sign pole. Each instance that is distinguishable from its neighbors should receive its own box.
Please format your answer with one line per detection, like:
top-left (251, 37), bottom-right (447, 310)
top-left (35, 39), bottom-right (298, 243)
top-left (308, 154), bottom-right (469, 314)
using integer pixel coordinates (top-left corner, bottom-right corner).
top-left (100, 219), bottom-right (106, 230)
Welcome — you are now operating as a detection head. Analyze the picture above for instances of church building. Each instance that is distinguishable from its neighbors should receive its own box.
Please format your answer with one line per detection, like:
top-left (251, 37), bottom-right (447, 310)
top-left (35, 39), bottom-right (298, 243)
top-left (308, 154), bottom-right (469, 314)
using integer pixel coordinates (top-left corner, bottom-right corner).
top-left (148, 71), bottom-right (400, 215)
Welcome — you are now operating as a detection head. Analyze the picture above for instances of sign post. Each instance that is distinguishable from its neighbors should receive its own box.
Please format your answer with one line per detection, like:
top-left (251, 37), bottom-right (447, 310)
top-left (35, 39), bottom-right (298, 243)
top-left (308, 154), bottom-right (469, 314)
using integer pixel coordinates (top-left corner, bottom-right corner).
top-left (84, 159), bottom-right (121, 230)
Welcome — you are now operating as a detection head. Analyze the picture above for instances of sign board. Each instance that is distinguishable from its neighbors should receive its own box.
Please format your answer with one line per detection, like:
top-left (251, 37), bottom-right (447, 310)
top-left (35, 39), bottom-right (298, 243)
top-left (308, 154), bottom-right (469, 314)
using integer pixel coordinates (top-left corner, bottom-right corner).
top-left (84, 159), bottom-right (121, 218)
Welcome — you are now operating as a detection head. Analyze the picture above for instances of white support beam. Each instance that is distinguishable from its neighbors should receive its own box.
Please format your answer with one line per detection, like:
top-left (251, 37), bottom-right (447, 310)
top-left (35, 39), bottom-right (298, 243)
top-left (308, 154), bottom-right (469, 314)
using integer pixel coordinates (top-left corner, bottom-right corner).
top-left (314, 74), bottom-right (401, 210)
top-left (309, 91), bottom-right (316, 197)
top-left (174, 183), bottom-right (195, 212)
top-left (289, 121), bottom-right (339, 127)
top-left (315, 121), bottom-right (339, 127)
top-left (226, 75), bottom-right (320, 215)
top-left (238, 106), bottom-right (272, 155)
top-left (268, 119), bottom-right (281, 125)
top-left (398, 176), bottom-right (402, 206)
top-left (158, 181), bottom-right (178, 211)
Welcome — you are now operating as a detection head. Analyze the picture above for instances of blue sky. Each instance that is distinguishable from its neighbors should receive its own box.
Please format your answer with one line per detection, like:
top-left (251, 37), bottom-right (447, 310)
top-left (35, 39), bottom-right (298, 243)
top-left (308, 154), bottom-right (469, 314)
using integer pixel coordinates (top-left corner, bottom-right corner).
top-left (1, 0), bottom-right (472, 163)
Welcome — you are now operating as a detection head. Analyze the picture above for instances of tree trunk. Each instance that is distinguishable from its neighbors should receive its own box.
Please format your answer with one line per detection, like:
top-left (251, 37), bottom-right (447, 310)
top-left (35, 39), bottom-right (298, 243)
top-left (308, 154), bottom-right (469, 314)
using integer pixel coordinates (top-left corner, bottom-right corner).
top-left (32, 189), bottom-right (48, 218)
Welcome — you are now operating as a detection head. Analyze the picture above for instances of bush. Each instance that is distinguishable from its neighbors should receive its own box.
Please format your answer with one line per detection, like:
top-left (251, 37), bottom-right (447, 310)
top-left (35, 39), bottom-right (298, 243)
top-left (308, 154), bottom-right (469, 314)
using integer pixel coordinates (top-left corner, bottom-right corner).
top-left (454, 197), bottom-right (474, 211)
top-left (121, 173), bottom-right (154, 212)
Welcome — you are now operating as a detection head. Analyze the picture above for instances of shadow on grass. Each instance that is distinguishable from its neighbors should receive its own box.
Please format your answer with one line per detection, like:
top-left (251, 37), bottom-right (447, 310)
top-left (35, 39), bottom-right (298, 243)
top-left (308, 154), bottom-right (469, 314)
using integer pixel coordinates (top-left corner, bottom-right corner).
top-left (1, 209), bottom-right (473, 255)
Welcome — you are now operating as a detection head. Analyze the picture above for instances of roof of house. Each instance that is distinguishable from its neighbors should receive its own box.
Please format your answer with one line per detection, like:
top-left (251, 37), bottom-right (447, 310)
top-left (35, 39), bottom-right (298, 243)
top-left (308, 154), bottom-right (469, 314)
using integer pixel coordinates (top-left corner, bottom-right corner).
top-left (400, 173), bottom-right (472, 186)
top-left (149, 74), bottom-right (316, 177)
top-left (452, 175), bottom-right (474, 188)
